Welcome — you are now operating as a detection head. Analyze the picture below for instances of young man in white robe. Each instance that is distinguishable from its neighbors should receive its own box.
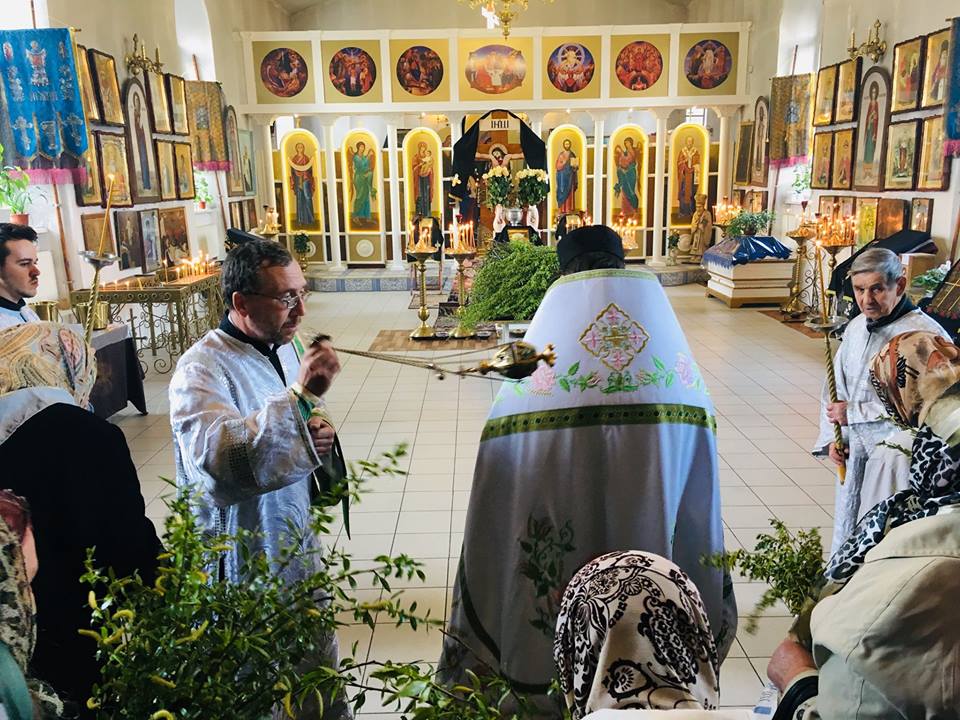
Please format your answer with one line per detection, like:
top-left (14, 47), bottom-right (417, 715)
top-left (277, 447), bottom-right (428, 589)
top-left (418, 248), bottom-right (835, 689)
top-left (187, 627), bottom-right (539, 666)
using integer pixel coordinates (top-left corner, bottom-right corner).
top-left (0, 223), bottom-right (41, 329)
top-left (814, 247), bottom-right (948, 554)
top-left (169, 237), bottom-right (348, 719)
top-left (439, 226), bottom-right (736, 703)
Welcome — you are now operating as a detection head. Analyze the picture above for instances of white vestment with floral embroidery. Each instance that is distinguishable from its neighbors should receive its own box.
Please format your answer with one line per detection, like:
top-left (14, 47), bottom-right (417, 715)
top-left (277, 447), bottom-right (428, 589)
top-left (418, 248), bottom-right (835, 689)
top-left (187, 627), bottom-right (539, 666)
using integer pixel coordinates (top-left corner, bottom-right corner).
top-left (439, 269), bottom-right (736, 697)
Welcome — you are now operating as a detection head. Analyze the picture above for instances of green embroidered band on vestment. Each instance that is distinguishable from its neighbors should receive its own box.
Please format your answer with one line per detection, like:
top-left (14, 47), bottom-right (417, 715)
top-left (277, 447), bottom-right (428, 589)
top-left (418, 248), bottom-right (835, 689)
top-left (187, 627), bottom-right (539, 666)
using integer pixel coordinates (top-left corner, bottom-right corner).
top-left (481, 402), bottom-right (716, 441)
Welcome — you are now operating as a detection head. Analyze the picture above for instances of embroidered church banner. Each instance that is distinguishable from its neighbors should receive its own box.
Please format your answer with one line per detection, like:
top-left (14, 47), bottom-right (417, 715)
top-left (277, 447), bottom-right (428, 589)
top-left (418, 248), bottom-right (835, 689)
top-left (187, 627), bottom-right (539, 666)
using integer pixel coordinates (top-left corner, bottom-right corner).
top-left (769, 73), bottom-right (814, 168)
top-left (185, 80), bottom-right (228, 170)
top-left (0, 28), bottom-right (88, 182)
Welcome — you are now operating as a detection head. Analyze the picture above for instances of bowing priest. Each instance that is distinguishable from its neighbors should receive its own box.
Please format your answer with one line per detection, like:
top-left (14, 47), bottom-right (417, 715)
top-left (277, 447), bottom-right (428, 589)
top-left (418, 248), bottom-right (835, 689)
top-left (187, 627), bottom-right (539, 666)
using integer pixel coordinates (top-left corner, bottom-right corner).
top-left (0, 223), bottom-right (41, 329)
top-left (439, 225), bottom-right (736, 704)
top-left (814, 247), bottom-right (948, 554)
top-left (169, 236), bottom-right (349, 720)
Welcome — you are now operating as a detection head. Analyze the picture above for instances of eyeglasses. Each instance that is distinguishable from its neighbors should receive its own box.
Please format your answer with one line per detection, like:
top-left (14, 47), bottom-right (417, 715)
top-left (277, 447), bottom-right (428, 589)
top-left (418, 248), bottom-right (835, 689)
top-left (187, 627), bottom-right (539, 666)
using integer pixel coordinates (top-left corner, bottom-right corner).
top-left (247, 289), bottom-right (311, 309)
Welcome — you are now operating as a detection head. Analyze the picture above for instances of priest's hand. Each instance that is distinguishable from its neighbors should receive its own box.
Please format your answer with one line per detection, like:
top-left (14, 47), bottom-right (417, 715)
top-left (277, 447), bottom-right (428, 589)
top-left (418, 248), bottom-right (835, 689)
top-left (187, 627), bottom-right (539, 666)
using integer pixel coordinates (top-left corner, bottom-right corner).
top-left (826, 401), bottom-right (848, 425)
top-left (308, 417), bottom-right (336, 455)
top-left (299, 341), bottom-right (340, 397)
top-left (828, 442), bottom-right (849, 466)
top-left (767, 638), bottom-right (816, 692)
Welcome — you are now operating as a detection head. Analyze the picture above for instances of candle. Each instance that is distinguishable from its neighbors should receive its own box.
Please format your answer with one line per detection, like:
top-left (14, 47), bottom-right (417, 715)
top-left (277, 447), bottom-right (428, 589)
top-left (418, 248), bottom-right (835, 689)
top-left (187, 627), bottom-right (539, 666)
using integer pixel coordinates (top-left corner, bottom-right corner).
top-left (96, 174), bottom-right (117, 256)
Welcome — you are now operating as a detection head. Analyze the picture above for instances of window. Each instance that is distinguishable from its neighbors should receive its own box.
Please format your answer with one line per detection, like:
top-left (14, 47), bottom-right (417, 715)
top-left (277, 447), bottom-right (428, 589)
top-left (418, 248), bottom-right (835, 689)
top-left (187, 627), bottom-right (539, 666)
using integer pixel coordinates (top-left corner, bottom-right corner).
top-left (685, 107), bottom-right (707, 126)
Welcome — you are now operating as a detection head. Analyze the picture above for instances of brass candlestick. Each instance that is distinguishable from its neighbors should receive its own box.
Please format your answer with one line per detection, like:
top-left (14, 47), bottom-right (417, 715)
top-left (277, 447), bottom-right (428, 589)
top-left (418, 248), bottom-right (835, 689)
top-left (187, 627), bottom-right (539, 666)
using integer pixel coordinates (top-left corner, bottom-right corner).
top-left (409, 249), bottom-right (438, 340)
top-left (448, 248), bottom-right (477, 339)
top-left (781, 221), bottom-right (818, 318)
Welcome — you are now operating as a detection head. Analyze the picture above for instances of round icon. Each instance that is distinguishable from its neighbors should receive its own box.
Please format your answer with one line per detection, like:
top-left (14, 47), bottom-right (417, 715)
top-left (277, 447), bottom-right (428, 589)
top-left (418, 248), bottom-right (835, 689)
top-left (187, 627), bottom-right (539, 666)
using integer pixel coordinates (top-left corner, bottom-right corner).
top-left (259, 47), bottom-right (309, 98)
top-left (684, 39), bottom-right (732, 90)
top-left (464, 44), bottom-right (526, 95)
top-left (396, 46), bottom-right (444, 96)
top-left (615, 41), bottom-right (664, 91)
top-left (355, 239), bottom-right (375, 258)
top-left (547, 43), bottom-right (595, 93)
top-left (329, 47), bottom-right (377, 98)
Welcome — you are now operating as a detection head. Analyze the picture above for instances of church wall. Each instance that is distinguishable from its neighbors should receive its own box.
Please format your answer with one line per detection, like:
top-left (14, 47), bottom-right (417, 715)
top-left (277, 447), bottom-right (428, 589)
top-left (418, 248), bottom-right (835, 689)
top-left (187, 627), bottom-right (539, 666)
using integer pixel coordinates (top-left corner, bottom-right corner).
top-left (290, 0), bottom-right (689, 32)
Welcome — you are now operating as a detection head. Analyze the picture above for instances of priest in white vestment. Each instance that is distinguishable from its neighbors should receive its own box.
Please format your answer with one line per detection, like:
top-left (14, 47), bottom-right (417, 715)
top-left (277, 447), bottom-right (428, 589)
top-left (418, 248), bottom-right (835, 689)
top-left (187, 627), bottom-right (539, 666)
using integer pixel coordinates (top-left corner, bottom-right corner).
top-left (169, 237), bottom-right (349, 719)
top-left (0, 224), bottom-right (41, 329)
top-left (439, 226), bottom-right (737, 700)
top-left (814, 248), bottom-right (947, 554)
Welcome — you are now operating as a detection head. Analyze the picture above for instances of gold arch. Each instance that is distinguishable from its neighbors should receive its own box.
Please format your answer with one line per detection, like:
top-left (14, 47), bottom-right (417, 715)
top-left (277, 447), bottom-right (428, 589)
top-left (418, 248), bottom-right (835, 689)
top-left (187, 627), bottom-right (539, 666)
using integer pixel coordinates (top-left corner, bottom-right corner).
top-left (547, 123), bottom-right (588, 231)
top-left (667, 122), bottom-right (709, 230)
top-left (340, 128), bottom-right (385, 235)
top-left (606, 123), bottom-right (650, 227)
top-left (402, 127), bottom-right (444, 227)
top-left (280, 128), bottom-right (325, 244)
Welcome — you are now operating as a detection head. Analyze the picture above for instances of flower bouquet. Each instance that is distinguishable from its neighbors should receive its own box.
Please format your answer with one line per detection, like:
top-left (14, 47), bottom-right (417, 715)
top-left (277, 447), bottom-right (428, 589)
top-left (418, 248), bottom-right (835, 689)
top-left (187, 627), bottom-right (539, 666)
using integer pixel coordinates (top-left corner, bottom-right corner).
top-left (515, 168), bottom-right (549, 208)
top-left (481, 165), bottom-right (512, 209)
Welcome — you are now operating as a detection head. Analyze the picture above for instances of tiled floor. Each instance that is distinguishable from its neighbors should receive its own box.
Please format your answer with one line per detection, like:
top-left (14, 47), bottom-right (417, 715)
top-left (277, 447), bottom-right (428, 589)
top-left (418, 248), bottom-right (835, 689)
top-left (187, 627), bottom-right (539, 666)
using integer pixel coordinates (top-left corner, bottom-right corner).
top-left (115, 284), bottom-right (838, 713)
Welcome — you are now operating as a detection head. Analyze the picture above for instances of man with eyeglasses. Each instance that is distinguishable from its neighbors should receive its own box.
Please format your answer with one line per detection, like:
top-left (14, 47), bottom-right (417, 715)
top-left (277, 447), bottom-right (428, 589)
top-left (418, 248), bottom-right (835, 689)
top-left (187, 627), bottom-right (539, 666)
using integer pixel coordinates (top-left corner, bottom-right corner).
top-left (169, 237), bottom-right (349, 719)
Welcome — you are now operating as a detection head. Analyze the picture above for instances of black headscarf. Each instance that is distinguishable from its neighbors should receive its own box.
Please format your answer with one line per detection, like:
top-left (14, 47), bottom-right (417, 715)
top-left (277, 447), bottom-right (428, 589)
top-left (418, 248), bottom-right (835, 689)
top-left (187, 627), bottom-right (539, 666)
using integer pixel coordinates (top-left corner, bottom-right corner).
top-left (556, 225), bottom-right (625, 272)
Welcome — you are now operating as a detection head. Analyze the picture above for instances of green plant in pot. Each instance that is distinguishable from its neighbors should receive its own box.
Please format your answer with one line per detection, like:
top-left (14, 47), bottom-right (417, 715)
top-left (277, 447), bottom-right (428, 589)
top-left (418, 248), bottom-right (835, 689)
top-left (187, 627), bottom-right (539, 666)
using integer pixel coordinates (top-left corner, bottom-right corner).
top-left (292, 231), bottom-right (311, 270)
top-left (0, 141), bottom-right (35, 225)
top-left (194, 176), bottom-right (213, 209)
top-left (725, 209), bottom-right (775, 238)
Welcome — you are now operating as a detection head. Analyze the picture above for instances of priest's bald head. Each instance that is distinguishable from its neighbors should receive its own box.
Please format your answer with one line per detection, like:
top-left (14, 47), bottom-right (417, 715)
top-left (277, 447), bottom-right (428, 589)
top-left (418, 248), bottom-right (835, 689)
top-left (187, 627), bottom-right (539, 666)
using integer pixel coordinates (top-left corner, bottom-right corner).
top-left (849, 247), bottom-right (907, 321)
top-left (556, 225), bottom-right (626, 276)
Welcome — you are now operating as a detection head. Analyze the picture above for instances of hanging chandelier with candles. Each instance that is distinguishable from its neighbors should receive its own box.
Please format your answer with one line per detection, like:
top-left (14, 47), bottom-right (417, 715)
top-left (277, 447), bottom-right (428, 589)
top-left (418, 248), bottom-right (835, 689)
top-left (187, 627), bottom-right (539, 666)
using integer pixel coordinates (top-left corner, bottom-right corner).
top-left (462, 0), bottom-right (556, 39)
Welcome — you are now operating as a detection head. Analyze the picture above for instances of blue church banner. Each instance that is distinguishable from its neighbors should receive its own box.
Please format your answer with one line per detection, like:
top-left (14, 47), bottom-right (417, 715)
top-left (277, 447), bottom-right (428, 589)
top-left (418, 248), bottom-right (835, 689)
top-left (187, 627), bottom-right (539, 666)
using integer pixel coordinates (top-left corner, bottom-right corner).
top-left (0, 28), bottom-right (87, 161)
top-left (946, 17), bottom-right (960, 152)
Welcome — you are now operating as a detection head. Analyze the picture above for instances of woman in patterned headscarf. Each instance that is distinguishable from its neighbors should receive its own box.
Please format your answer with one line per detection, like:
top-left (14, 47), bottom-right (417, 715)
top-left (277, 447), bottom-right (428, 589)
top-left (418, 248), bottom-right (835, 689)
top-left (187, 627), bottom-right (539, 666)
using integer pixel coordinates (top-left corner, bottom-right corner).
top-left (0, 322), bottom-right (161, 711)
top-left (861, 331), bottom-right (960, 518)
top-left (0, 491), bottom-right (65, 719)
top-left (553, 551), bottom-right (719, 719)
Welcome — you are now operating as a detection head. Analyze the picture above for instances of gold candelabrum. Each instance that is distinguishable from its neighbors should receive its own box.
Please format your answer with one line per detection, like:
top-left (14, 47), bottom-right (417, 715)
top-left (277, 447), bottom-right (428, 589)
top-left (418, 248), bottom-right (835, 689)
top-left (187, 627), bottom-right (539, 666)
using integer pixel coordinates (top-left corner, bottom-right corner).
top-left (848, 20), bottom-right (887, 64)
top-left (611, 216), bottom-right (639, 250)
top-left (408, 225), bottom-right (440, 340)
top-left (713, 196), bottom-right (741, 234)
top-left (80, 174), bottom-right (118, 343)
top-left (781, 216), bottom-right (818, 318)
top-left (814, 203), bottom-right (857, 318)
top-left (125, 33), bottom-right (164, 76)
top-left (462, 0), bottom-right (555, 39)
top-left (448, 221), bottom-right (478, 339)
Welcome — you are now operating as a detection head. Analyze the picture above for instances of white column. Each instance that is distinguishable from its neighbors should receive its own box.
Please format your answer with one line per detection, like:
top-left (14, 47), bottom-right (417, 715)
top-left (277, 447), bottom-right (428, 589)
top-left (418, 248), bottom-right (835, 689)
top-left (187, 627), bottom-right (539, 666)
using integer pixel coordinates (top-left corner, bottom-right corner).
top-left (714, 105), bottom-right (737, 204)
top-left (592, 116), bottom-right (605, 223)
top-left (650, 110), bottom-right (669, 266)
top-left (386, 121), bottom-right (405, 270)
top-left (448, 112), bottom-right (464, 147)
top-left (322, 124), bottom-right (343, 269)
top-left (254, 117), bottom-right (275, 213)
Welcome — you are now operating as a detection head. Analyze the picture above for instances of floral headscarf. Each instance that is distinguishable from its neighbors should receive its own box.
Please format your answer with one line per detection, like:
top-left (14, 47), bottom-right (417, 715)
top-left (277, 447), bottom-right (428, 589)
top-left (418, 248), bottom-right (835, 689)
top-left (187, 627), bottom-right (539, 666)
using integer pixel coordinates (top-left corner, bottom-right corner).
top-left (553, 551), bottom-right (719, 719)
top-left (0, 322), bottom-right (96, 407)
top-left (870, 331), bottom-right (960, 427)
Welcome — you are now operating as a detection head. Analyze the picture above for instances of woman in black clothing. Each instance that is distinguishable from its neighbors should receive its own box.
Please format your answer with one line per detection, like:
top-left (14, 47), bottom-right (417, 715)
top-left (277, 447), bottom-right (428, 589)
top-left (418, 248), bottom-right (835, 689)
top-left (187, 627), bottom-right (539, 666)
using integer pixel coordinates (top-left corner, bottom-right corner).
top-left (0, 322), bottom-right (161, 713)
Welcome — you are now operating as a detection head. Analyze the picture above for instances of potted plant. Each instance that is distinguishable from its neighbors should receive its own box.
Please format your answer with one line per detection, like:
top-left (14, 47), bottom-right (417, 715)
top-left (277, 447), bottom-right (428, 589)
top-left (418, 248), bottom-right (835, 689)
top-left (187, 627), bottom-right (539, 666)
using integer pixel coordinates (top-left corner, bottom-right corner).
top-left (292, 231), bottom-right (311, 270)
top-left (194, 176), bottom-right (213, 210)
top-left (0, 141), bottom-right (34, 225)
top-left (702, 210), bottom-right (794, 307)
top-left (666, 232), bottom-right (681, 266)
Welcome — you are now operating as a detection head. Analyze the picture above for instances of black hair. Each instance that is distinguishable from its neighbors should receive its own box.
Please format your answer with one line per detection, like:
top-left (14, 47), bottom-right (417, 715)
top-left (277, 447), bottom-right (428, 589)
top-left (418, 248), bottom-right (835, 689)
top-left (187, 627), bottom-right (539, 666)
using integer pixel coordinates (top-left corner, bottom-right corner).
top-left (561, 251), bottom-right (626, 275)
top-left (222, 239), bottom-right (293, 308)
top-left (0, 223), bottom-right (38, 266)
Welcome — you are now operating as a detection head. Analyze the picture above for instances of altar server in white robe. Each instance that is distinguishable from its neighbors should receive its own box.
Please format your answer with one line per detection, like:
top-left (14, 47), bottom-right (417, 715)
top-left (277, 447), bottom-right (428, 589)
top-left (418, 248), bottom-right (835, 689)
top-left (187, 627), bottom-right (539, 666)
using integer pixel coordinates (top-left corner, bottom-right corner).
top-left (169, 237), bottom-right (348, 719)
top-left (0, 224), bottom-right (41, 329)
top-left (814, 248), bottom-right (947, 554)
top-left (439, 226), bottom-right (736, 700)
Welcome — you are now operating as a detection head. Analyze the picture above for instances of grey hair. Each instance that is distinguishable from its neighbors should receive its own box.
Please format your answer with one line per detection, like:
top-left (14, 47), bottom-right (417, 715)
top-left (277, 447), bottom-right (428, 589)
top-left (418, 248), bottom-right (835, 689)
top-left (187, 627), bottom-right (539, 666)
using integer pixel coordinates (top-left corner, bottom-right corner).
top-left (849, 248), bottom-right (903, 287)
top-left (222, 239), bottom-right (293, 308)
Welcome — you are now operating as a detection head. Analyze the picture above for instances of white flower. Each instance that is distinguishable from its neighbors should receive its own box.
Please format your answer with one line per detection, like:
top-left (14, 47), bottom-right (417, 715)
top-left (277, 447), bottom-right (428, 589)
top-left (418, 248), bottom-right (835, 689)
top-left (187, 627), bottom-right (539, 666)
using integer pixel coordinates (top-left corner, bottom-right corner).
top-left (452, 174), bottom-right (461, 187)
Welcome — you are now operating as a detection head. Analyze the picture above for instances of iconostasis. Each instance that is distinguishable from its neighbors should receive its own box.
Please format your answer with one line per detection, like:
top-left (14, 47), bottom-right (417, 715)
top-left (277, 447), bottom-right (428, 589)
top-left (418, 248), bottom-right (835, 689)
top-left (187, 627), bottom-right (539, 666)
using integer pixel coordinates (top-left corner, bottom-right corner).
top-left (243, 24), bottom-right (749, 112)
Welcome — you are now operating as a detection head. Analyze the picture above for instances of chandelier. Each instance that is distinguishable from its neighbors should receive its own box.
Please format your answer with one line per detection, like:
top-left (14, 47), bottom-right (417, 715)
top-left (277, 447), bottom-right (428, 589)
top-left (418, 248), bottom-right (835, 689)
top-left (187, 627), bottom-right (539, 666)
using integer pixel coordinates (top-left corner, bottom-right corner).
top-left (462, 0), bottom-right (555, 39)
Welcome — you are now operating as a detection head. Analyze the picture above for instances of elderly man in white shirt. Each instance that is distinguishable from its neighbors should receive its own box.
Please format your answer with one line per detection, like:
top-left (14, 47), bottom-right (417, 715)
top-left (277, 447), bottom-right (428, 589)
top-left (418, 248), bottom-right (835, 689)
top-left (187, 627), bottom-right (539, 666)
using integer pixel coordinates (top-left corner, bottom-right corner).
top-left (813, 247), bottom-right (948, 553)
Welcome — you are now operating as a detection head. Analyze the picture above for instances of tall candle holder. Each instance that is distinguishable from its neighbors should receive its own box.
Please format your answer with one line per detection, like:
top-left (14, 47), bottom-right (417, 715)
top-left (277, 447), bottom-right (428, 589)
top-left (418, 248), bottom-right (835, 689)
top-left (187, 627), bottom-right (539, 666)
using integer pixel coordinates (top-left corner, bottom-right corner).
top-left (814, 203), bottom-right (857, 318)
top-left (448, 220), bottom-right (478, 339)
top-left (80, 174), bottom-right (118, 343)
top-left (408, 226), bottom-right (439, 340)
